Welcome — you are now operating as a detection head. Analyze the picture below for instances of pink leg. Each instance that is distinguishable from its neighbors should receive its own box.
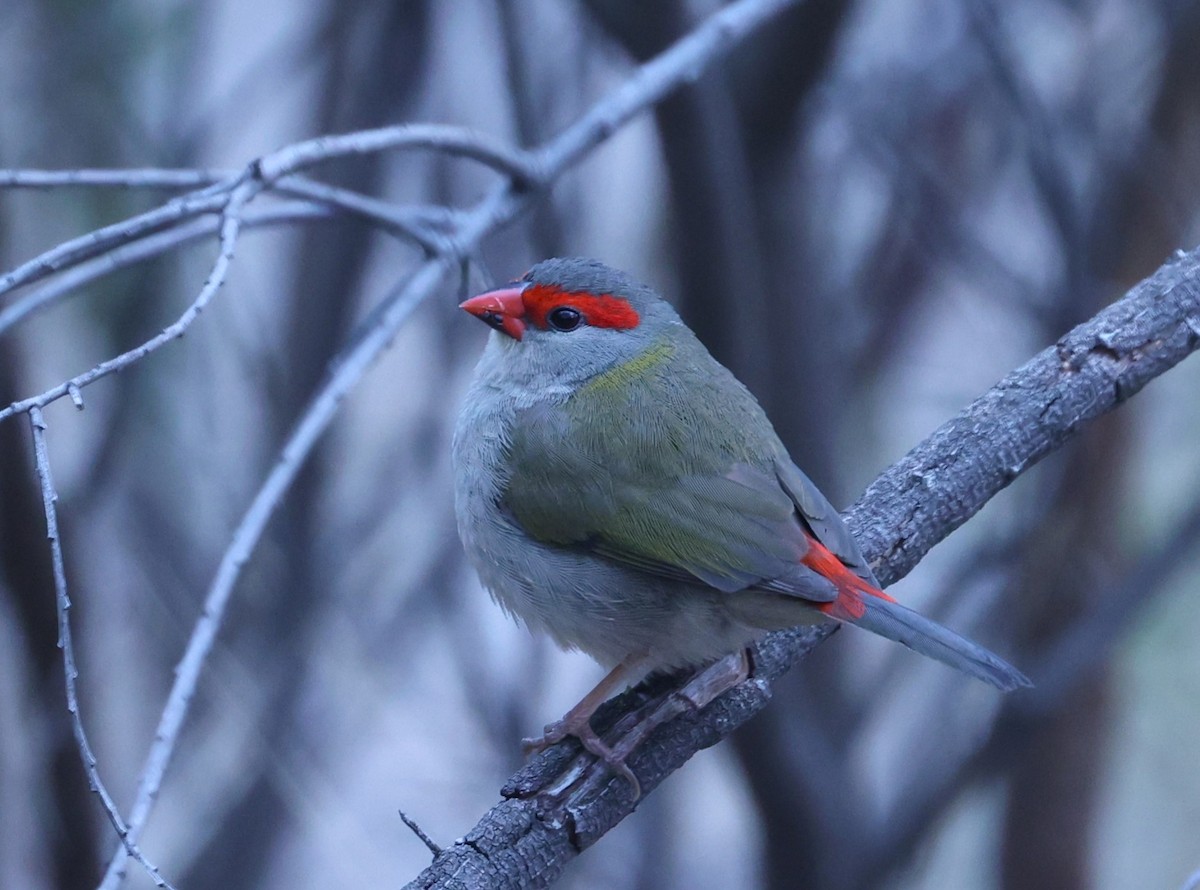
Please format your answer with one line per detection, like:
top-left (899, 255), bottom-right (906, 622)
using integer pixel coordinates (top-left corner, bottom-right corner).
top-left (523, 652), bottom-right (652, 792)
top-left (576, 648), bottom-right (752, 800)
top-left (529, 649), bottom-right (753, 803)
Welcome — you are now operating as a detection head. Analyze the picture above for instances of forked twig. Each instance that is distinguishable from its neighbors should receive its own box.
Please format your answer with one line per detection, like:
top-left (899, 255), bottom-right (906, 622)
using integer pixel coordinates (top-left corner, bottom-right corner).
top-left (1, 178), bottom-right (258, 422)
top-left (399, 809), bottom-right (444, 858)
top-left (29, 408), bottom-right (177, 890)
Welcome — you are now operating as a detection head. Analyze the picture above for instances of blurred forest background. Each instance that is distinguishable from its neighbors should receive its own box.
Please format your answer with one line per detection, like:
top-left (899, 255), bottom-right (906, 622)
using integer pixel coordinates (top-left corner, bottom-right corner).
top-left (2, 1), bottom-right (1200, 888)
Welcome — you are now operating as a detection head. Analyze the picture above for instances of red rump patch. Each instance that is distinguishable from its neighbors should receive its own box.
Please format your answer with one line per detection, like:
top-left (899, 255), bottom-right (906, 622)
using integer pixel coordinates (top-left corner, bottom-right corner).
top-left (800, 533), bottom-right (896, 622)
top-left (522, 283), bottom-right (640, 331)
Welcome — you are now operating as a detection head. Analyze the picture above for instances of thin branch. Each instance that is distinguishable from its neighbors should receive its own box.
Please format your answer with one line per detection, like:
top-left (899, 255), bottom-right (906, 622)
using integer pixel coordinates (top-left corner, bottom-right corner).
top-left (253, 123), bottom-right (543, 186)
top-left (0, 201), bottom-right (331, 338)
top-left (28, 408), bottom-right (176, 890)
top-left (95, 1), bottom-right (805, 884)
top-left (406, 245), bottom-right (1200, 888)
top-left (0, 128), bottom-right (515, 303)
top-left (0, 191), bottom-right (458, 339)
top-left (0, 130), bottom-right (535, 306)
top-left (0, 183), bottom-right (458, 339)
top-left (0, 0), bottom-right (789, 349)
top-left (531, 1), bottom-right (796, 177)
top-left (95, 257), bottom-right (461, 890)
top-left (0, 168), bottom-right (236, 189)
top-left (0, 184), bottom-right (235, 299)
top-left (273, 176), bottom-right (456, 252)
top-left (399, 809), bottom-right (444, 858)
top-left (0, 178), bottom-right (258, 422)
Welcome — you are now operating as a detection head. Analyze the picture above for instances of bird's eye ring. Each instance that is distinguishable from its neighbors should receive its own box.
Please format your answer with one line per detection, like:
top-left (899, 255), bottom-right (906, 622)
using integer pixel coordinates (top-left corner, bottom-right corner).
top-left (547, 306), bottom-right (583, 332)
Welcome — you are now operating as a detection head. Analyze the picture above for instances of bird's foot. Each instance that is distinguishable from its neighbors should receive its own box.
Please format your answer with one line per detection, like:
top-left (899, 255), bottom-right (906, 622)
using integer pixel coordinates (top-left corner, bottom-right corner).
top-left (563, 649), bottom-right (751, 802)
top-left (518, 649), bottom-right (753, 807)
top-left (520, 720), bottom-right (569, 756)
top-left (523, 715), bottom-right (642, 799)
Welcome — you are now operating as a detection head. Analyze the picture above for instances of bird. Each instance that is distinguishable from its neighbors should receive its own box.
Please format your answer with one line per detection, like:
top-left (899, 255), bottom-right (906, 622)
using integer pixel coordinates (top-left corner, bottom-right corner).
top-left (452, 257), bottom-right (1029, 791)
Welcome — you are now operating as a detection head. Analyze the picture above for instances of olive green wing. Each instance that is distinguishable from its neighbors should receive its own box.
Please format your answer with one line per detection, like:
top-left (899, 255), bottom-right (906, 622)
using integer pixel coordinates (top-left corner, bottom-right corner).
top-left (501, 374), bottom-right (836, 602)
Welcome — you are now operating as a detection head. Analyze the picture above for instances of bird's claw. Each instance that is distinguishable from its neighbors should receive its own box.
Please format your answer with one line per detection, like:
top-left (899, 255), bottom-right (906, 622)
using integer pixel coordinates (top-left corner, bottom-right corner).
top-left (521, 719), bottom-right (570, 755)
top-left (521, 650), bottom-right (754, 806)
top-left (523, 717), bottom-right (642, 800)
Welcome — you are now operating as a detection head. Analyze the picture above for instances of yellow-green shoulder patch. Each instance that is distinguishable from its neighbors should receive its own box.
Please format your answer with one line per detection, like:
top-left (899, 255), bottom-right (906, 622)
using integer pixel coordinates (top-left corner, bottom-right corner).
top-left (580, 340), bottom-right (675, 395)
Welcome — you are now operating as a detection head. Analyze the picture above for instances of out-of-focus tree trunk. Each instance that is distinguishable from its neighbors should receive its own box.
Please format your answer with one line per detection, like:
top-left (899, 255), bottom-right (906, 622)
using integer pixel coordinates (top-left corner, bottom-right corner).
top-left (1001, 420), bottom-right (1125, 890)
top-left (1000, 3), bottom-right (1200, 879)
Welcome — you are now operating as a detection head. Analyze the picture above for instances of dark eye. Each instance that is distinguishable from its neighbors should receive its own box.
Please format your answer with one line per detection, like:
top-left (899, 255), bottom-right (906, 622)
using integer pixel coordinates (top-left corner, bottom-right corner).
top-left (547, 306), bottom-right (583, 331)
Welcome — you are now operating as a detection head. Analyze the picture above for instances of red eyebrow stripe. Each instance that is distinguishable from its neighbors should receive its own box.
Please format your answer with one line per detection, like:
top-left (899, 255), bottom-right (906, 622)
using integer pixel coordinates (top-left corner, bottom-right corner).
top-left (522, 283), bottom-right (640, 330)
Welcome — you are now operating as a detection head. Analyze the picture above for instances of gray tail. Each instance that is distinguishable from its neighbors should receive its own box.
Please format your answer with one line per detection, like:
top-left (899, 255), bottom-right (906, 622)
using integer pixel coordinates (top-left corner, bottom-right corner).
top-left (853, 596), bottom-right (1031, 691)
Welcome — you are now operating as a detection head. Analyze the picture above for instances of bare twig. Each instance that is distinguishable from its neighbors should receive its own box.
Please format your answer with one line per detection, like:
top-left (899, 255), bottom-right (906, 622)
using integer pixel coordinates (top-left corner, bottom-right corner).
top-left (0, 127), bottom-right (518, 303)
top-left (0, 185), bottom-right (235, 299)
top-left (399, 809), bottom-right (444, 858)
top-left (29, 408), bottom-right (176, 890)
top-left (96, 256), bottom-right (461, 890)
top-left (0, 178), bottom-right (258, 422)
top-left (0, 181), bottom-right (459, 339)
top-left (253, 124), bottom-right (543, 186)
top-left (0, 168), bottom-right (235, 189)
top-left (274, 176), bottom-right (456, 252)
top-left (0, 201), bottom-right (331, 338)
top-left (0, 190), bottom-right (458, 339)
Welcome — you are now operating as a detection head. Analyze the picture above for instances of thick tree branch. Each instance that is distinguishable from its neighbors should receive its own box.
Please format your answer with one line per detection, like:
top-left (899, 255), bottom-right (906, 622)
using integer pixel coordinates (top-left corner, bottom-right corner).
top-left (845, 247), bottom-right (1200, 581)
top-left (406, 245), bottom-right (1200, 889)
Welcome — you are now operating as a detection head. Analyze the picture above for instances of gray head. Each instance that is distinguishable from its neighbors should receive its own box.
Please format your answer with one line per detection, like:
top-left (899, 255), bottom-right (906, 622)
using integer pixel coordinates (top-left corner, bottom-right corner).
top-left (460, 258), bottom-right (683, 388)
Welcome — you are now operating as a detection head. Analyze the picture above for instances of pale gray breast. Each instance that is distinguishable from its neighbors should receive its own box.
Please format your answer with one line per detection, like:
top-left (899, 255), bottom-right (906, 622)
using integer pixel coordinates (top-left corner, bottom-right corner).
top-left (452, 378), bottom-right (512, 562)
top-left (452, 347), bottom-right (563, 603)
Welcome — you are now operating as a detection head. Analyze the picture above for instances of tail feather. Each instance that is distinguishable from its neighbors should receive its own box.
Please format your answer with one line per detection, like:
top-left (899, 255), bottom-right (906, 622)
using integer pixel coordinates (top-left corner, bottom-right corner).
top-left (854, 595), bottom-right (1031, 691)
top-left (800, 533), bottom-right (1030, 691)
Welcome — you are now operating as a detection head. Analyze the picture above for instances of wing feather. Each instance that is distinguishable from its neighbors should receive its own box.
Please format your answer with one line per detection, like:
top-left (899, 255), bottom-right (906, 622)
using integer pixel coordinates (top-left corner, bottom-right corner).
top-left (501, 340), bottom-right (843, 604)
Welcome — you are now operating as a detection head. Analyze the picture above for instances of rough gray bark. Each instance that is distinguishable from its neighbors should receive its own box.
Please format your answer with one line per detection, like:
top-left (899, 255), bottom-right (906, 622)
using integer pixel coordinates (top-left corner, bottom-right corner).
top-left (844, 248), bottom-right (1200, 578)
top-left (406, 246), bottom-right (1200, 889)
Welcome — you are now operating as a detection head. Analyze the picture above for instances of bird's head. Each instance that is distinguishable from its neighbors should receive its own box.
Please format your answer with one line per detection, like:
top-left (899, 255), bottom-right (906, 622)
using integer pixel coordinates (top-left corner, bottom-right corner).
top-left (460, 258), bottom-right (680, 388)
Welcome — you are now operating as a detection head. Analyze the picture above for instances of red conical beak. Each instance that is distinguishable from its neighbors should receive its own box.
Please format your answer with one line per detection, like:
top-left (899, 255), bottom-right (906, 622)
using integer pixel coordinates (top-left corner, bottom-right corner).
top-left (460, 285), bottom-right (528, 341)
